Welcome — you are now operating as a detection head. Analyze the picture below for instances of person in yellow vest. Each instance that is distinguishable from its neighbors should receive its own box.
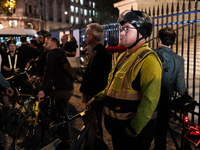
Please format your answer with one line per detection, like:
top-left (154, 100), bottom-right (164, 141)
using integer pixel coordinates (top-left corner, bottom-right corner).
top-left (87, 9), bottom-right (162, 150)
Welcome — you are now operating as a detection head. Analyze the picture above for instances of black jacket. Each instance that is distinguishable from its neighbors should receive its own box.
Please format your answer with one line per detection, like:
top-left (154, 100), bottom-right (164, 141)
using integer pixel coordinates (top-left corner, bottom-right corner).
top-left (40, 48), bottom-right (74, 94)
top-left (80, 44), bottom-right (111, 97)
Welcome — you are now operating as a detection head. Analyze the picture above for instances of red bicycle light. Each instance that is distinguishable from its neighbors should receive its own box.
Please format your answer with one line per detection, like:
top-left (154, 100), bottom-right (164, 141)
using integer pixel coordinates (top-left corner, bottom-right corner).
top-left (184, 116), bottom-right (189, 123)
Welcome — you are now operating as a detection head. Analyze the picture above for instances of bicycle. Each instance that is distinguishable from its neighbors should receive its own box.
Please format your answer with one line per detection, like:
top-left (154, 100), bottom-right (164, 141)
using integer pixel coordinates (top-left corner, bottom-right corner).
top-left (12, 97), bottom-right (57, 150)
top-left (4, 93), bottom-right (35, 137)
top-left (41, 106), bottom-right (109, 150)
top-left (168, 95), bottom-right (199, 150)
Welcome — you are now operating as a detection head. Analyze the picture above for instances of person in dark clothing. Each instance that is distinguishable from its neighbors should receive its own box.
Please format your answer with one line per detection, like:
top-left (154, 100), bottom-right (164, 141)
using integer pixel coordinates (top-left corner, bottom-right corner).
top-left (1, 39), bottom-right (30, 111)
top-left (17, 35), bottom-right (32, 69)
top-left (154, 27), bottom-right (186, 150)
top-left (35, 30), bottom-right (51, 93)
top-left (64, 36), bottom-right (78, 57)
top-left (0, 40), bottom-right (7, 54)
top-left (38, 37), bottom-right (74, 150)
top-left (1, 40), bottom-right (25, 78)
top-left (60, 34), bottom-right (68, 49)
top-left (60, 34), bottom-right (77, 57)
top-left (29, 39), bottom-right (40, 76)
top-left (29, 39), bottom-right (39, 60)
top-left (79, 23), bottom-right (112, 138)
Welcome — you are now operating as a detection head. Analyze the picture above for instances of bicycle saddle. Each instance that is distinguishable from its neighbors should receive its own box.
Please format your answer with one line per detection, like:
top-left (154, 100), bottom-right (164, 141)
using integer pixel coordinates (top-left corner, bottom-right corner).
top-left (170, 95), bottom-right (197, 113)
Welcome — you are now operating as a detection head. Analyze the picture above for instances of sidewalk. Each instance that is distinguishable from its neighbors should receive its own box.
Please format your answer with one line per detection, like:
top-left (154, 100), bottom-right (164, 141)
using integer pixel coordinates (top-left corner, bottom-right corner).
top-left (0, 82), bottom-right (188, 150)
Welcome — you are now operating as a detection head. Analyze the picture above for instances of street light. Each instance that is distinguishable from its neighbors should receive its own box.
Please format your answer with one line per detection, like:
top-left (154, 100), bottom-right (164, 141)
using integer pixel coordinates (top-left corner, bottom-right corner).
top-left (64, 11), bottom-right (68, 15)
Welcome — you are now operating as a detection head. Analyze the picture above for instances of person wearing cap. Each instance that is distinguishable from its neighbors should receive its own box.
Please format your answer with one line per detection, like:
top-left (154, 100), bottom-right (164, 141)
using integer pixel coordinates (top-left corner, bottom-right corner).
top-left (1, 39), bottom-right (25, 111)
top-left (86, 10), bottom-right (162, 150)
top-left (1, 39), bottom-right (25, 78)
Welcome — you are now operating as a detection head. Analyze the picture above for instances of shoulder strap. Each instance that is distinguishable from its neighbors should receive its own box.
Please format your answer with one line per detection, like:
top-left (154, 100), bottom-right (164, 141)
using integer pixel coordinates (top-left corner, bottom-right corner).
top-left (130, 49), bottom-right (153, 71)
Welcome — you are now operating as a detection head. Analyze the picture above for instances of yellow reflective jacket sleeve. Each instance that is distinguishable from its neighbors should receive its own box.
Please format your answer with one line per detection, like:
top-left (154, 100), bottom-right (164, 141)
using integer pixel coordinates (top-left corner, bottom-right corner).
top-left (126, 53), bottom-right (162, 136)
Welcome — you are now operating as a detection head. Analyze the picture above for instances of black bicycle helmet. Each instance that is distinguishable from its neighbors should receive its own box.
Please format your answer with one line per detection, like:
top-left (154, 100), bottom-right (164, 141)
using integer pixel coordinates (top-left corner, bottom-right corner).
top-left (7, 39), bottom-right (16, 47)
top-left (37, 30), bottom-right (51, 38)
top-left (117, 9), bottom-right (153, 49)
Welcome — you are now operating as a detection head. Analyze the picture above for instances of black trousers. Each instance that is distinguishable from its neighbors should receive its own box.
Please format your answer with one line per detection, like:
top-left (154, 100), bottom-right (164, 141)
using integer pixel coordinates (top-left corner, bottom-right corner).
top-left (154, 96), bottom-right (170, 150)
top-left (104, 115), bottom-right (156, 150)
top-left (53, 90), bottom-right (73, 148)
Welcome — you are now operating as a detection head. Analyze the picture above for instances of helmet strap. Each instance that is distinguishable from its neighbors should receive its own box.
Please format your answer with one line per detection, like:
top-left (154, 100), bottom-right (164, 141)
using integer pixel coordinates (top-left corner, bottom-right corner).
top-left (127, 30), bottom-right (148, 49)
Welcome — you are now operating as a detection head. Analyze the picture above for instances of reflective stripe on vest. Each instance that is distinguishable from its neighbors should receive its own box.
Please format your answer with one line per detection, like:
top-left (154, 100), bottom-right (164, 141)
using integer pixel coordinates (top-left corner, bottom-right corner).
top-left (105, 48), bottom-right (155, 120)
top-left (106, 49), bottom-right (153, 100)
top-left (8, 54), bottom-right (18, 69)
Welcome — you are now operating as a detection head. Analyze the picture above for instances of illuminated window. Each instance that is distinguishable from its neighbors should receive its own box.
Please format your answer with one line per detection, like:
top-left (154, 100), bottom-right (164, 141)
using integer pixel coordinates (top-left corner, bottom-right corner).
top-left (93, 2), bottom-right (95, 8)
top-left (80, 8), bottom-right (83, 14)
top-left (76, 0), bottom-right (78, 3)
top-left (71, 0), bottom-right (74, 2)
top-left (80, 0), bottom-right (83, 5)
top-left (84, 19), bottom-right (87, 24)
top-left (75, 7), bottom-right (78, 13)
top-left (71, 16), bottom-right (74, 24)
top-left (9, 20), bottom-right (18, 27)
top-left (76, 17), bottom-right (79, 24)
top-left (93, 10), bottom-right (95, 16)
top-left (71, 6), bottom-right (74, 13)
top-left (89, 1), bottom-right (91, 7)
top-left (89, 10), bottom-right (91, 16)
top-left (84, 9), bottom-right (87, 16)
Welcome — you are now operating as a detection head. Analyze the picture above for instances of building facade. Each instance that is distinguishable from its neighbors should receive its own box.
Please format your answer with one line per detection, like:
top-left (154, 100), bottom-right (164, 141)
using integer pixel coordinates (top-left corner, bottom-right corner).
top-left (0, 0), bottom-right (96, 32)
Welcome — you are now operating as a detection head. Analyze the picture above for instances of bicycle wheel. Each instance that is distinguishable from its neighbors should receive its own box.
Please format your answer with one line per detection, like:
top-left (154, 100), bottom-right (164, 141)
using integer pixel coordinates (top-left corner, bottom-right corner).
top-left (13, 113), bottom-right (44, 150)
top-left (5, 99), bottom-right (35, 137)
top-left (5, 108), bottom-right (24, 137)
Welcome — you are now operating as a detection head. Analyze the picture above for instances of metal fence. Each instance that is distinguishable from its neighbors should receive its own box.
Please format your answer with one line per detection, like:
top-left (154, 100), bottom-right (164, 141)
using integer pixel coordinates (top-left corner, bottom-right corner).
top-left (79, 0), bottom-right (200, 124)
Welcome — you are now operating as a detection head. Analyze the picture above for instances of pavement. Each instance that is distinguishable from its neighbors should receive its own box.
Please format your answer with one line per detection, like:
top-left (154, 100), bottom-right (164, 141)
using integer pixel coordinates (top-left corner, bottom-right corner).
top-left (0, 82), bottom-right (195, 150)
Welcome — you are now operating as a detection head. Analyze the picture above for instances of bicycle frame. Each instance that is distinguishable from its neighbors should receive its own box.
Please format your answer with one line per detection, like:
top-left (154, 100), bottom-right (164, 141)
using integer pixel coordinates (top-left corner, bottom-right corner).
top-left (44, 108), bottom-right (108, 150)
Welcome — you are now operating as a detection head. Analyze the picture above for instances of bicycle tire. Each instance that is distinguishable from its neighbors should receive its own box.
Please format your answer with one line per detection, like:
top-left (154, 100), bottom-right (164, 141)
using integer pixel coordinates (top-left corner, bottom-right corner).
top-left (13, 113), bottom-right (43, 150)
top-left (5, 108), bottom-right (23, 137)
top-left (5, 98), bottom-right (35, 137)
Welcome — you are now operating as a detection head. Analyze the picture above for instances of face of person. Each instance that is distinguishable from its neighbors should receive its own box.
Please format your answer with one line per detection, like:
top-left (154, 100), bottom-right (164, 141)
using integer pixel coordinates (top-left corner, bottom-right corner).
top-left (38, 35), bottom-right (44, 44)
top-left (84, 28), bottom-right (95, 45)
top-left (61, 36), bottom-right (67, 45)
top-left (119, 22), bottom-right (140, 48)
top-left (29, 42), bottom-right (34, 48)
top-left (157, 38), bottom-right (162, 48)
top-left (43, 38), bottom-right (52, 52)
top-left (9, 43), bottom-right (16, 52)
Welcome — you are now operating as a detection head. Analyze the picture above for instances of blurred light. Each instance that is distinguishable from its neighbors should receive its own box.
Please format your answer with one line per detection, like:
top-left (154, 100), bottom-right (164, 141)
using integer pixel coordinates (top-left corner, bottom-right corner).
top-left (80, 57), bottom-right (84, 61)
top-left (0, 24), bottom-right (4, 29)
top-left (184, 116), bottom-right (189, 123)
top-left (64, 11), bottom-right (68, 15)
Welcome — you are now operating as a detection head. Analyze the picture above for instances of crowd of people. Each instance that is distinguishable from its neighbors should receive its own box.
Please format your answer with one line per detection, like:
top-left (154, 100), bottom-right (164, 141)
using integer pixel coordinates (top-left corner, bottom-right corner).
top-left (0, 9), bottom-right (187, 150)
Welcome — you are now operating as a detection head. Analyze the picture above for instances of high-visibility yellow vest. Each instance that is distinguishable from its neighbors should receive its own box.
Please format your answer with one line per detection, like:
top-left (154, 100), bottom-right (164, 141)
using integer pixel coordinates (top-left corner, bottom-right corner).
top-left (104, 43), bottom-right (161, 120)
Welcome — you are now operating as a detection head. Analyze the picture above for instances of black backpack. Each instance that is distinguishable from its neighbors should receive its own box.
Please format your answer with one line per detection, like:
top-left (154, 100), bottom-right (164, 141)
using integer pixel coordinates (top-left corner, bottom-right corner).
top-left (155, 49), bottom-right (175, 96)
